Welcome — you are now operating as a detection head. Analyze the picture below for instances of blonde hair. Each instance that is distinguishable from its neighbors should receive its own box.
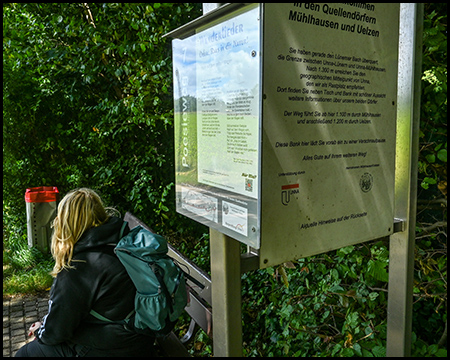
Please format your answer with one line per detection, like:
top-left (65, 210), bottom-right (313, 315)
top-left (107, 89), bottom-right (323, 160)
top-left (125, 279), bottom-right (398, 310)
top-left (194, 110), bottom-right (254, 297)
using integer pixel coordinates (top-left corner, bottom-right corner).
top-left (50, 188), bottom-right (110, 277)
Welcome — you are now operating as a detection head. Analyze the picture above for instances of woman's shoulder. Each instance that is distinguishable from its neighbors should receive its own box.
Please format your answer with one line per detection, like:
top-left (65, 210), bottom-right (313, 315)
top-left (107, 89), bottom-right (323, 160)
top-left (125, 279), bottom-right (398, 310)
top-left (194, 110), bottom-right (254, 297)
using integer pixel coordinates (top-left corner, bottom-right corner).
top-left (74, 217), bottom-right (125, 254)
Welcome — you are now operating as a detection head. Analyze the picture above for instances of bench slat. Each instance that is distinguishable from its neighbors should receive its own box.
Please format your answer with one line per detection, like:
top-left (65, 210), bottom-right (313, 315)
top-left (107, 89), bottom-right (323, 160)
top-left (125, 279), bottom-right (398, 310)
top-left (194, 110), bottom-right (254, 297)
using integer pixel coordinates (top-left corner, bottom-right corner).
top-left (167, 245), bottom-right (212, 305)
top-left (185, 291), bottom-right (212, 338)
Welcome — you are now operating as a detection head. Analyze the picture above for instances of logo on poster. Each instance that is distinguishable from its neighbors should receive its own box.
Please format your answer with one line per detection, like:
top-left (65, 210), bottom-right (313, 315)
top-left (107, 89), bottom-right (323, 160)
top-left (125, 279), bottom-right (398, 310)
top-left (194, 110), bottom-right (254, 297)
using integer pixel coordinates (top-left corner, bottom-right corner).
top-left (281, 183), bottom-right (299, 206)
top-left (360, 173), bottom-right (373, 192)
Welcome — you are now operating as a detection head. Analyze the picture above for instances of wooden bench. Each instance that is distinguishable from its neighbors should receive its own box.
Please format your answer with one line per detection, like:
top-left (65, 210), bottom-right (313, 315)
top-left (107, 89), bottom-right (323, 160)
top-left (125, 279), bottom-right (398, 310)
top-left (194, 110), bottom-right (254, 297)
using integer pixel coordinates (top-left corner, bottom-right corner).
top-left (123, 212), bottom-right (212, 357)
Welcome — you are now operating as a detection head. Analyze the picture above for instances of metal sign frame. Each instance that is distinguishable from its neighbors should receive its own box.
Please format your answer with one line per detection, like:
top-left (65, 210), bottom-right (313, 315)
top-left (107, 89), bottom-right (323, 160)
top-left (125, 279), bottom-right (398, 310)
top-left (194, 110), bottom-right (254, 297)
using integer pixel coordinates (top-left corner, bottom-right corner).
top-left (170, 3), bottom-right (406, 268)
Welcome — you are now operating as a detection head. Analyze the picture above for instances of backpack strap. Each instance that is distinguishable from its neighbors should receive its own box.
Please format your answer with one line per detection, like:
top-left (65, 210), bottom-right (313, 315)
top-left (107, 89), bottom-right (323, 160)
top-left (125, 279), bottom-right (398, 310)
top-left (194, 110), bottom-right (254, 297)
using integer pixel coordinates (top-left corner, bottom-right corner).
top-left (89, 309), bottom-right (116, 323)
top-left (119, 220), bottom-right (128, 238)
top-left (89, 309), bottom-right (135, 325)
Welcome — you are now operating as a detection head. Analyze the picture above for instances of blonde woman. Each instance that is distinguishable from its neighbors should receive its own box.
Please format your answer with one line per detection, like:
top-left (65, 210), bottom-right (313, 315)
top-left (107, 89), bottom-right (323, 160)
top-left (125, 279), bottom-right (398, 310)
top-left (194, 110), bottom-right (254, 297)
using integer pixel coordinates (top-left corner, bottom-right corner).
top-left (16, 188), bottom-right (156, 357)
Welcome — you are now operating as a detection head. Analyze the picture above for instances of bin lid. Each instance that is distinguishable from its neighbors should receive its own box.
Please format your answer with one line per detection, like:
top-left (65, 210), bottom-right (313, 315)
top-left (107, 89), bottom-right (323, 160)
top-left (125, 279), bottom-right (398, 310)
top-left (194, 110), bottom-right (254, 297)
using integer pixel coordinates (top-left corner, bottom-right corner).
top-left (25, 187), bottom-right (59, 203)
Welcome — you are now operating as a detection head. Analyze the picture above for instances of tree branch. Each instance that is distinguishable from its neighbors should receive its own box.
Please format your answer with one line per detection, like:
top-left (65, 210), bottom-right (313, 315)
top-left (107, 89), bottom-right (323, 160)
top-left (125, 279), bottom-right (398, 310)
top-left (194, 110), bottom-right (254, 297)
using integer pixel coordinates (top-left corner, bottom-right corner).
top-left (438, 320), bottom-right (447, 347)
top-left (82, 3), bottom-right (96, 28)
top-left (417, 221), bottom-right (447, 235)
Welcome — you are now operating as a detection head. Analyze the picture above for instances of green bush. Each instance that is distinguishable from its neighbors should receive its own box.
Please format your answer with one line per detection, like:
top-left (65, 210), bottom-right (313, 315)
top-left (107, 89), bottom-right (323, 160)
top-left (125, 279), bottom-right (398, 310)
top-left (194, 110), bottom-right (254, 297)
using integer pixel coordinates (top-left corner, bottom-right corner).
top-left (239, 242), bottom-right (391, 357)
top-left (3, 3), bottom-right (203, 234)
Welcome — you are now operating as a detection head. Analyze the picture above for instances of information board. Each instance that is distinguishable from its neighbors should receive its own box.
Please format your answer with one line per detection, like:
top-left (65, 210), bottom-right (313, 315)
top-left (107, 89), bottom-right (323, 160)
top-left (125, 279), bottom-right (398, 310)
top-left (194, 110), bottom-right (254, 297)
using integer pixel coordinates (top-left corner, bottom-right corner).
top-left (173, 4), bottom-right (261, 247)
top-left (259, 3), bottom-right (400, 266)
top-left (171, 3), bottom-right (400, 266)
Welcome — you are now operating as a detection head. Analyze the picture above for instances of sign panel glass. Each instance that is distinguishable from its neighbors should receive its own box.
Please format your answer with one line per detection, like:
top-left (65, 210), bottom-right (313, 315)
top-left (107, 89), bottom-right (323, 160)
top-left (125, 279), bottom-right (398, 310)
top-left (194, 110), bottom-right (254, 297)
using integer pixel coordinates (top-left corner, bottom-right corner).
top-left (173, 4), bottom-right (261, 248)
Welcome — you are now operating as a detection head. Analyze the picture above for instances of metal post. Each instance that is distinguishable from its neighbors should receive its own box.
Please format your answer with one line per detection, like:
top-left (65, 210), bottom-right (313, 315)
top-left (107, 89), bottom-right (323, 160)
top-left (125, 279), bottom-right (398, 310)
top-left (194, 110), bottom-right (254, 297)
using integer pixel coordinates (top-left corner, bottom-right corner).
top-left (201, 3), bottom-right (243, 357)
top-left (210, 228), bottom-right (242, 357)
top-left (386, 3), bottom-right (423, 357)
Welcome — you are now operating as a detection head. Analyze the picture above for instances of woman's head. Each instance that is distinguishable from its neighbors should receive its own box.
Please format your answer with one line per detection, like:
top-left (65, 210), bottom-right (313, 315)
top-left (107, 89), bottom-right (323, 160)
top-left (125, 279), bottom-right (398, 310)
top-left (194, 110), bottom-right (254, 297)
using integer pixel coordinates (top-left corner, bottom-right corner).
top-left (51, 188), bottom-right (109, 276)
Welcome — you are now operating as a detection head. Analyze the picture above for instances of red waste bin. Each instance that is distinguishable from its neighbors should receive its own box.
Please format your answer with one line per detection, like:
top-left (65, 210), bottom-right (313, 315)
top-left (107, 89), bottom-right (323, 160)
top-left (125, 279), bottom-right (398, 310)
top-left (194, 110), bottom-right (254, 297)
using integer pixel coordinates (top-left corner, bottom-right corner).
top-left (25, 187), bottom-right (59, 253)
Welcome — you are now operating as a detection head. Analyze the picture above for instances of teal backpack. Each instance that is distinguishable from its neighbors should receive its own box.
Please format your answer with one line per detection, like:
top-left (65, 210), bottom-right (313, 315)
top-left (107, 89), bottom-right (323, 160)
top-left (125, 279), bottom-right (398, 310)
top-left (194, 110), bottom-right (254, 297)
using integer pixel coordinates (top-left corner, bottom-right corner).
top-left (90, 222), bottom-right (188, 337)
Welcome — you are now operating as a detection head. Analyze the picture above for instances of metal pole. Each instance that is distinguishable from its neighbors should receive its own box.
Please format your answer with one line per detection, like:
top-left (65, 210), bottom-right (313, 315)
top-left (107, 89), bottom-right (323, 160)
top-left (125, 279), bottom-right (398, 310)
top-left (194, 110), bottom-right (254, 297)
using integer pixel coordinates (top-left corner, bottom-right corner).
top-left (386, 3), bottom-right (423, 357)
top-left (210, 228), bottom-right (242, 357)
top-left (202, 3), bottom-right (243, 357)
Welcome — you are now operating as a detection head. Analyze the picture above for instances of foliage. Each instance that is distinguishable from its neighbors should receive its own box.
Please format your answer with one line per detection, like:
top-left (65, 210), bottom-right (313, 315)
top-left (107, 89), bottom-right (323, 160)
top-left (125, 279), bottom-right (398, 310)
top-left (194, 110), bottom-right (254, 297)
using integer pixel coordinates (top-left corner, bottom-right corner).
top-left (413, 2), bottom-right (447, 355)
top-left (3, 3), bottom-right (203, 235)
top-left (420, 3), bottom-right (447, 196)
top-left (240, 242), bottom-right (390, 357)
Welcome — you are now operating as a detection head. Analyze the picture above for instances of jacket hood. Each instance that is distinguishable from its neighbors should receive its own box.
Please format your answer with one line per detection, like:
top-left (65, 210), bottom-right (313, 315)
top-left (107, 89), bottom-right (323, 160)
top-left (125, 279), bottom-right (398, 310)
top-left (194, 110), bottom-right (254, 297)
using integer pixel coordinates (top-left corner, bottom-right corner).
top-left (74, 216), bottom-right (125, 255)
